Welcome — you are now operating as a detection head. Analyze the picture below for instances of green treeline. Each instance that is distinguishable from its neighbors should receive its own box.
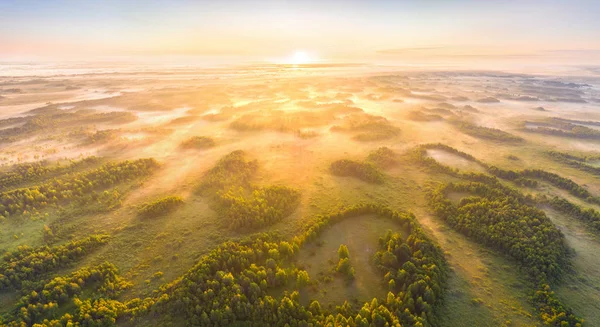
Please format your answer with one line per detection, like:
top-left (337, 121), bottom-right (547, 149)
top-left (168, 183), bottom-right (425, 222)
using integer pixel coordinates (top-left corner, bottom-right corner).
top-left (374, 231), bottom-right (444, 316)
top-left (413, 143), bottom-right (585, 325)
top-left (199, 150), bottom-right (300, 229)
top-left (199, 150), bottom-right (258, 192)
top-left (0, 234), bottom-right (109, 290)
top-left (552, 117), bottom-right (600, 127)
top-left (218, 185), bottom-right (300, 229)
top-left (414, 143), bottom-right (599, 204)
top-left (428, 182), bottom-right (567, 280)
top-left (428, 181), bottom-right (581, 326)
top-left (0, 118), bottom-right (49, 143)
top-left (416, 143), bottom-right (600, 230)
top-left (84, 129), bottom-right (117, 144)
top-left (411, 143), bottom-right (500, 185)
top-left (1, 205), bottom-right (447, 326)
top-left (330, 159), bottom-right (385, 184)
top-left (539, 195), bottom-right (600, 231)
top-left (147, 203), bottom-right (447, 326)
top-left (414, 143), bottom-right (479, 164)
top-left (6, 262), bottom-right (132, 327)
top-left (487, 166), bottom-right (600, 204)
top-left (137, 195), bottom-right (184, 218)
top-left (524, 118), bottom-right (600, 139)
top-left (0, 158), bottom-right (159, 218)
top-left (546, 150), bottom-right (600, 176)
top-left (452, 121), bottom-right (523, 142)
top-left (0, 157), bottom-right (101, 192)
top-left (329, 147), bottom-right (397, 183)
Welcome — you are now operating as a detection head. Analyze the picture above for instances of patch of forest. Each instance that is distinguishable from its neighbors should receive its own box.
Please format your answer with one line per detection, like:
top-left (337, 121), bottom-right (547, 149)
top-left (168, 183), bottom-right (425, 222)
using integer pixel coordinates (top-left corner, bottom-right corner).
top-left (148, 204), bottom-right (447, 326)
top-left (538, 194), bottom-right (600, 232)
top-left (523, 118), bottom-right (600, 139)
top-left (366, 147), bottom-right (399, 168)
top-left (0, 204), bottom-right (449, 327)
top-left (0, 158), bottom-right (159, 219)
top-left (330, 113), bottom-right (401, 141)
top-left (330, 159), bottom-right (385, 184)
top-left (81, 129), bottom-right (118, 144)
top-left (428, 181), bottom-right (582, 326)
top-left (198, 150), bottom-right (300, 229)
top-left (5, 262), bottom-right (132, 326)
top-left (414, 143), bottom-right (600, 236)
top-left (179, 136), bottom-right (216, 149)
top-left (217, 186), bottom-right (300, 229)
top-left (137, 196), bottom-right (184, 219)
top-left (487, 166), bottom-right (600, 204)
top-left (452, 121), bottom-right (523, 142)
top-left (411, 143), bottom-right (498, 185)
top-left (546, 150), bottom-right (600, 176)
top-left (0, 157), bottom-right (102, 192)
top-left (0, 235), bottom-right (108, 291)
top-left (414, 143), bottom-right (600, 204)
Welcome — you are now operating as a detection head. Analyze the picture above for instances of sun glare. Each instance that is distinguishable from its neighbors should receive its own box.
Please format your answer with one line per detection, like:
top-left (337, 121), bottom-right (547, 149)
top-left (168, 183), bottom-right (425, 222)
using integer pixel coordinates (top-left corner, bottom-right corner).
top-left (289, 51), bottom-right (312, 65)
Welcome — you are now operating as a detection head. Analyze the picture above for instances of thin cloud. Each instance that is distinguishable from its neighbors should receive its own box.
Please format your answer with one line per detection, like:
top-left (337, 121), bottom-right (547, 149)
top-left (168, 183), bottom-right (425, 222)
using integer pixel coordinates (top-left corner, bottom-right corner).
top-left (376, 46), bottom-right (445, 54)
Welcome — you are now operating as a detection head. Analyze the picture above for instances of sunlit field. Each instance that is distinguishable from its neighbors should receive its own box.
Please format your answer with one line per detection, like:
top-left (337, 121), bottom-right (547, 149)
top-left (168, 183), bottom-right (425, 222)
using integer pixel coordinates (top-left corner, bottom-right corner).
top-left (2, 0), bottom-right (600, 325)
top-left (0, 62), bottom-right (599, 326)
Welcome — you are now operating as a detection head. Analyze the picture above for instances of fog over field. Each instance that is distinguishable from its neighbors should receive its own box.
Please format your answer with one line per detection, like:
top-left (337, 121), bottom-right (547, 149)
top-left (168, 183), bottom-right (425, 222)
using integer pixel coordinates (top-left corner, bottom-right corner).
top-left (0, 62), bottom-right (599, 326)
top-left (2, 0), bottom-right (600, 326)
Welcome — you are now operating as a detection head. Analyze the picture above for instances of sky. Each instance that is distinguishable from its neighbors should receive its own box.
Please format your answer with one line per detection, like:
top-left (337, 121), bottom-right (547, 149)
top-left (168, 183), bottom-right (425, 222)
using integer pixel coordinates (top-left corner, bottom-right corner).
top-left (1, 0), bottom-right (599, 64)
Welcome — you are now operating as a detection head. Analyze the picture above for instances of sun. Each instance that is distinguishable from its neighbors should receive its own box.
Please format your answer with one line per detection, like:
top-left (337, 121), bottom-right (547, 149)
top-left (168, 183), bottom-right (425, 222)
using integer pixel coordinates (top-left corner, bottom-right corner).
top-left (289, 51), bottom-right (312, 65)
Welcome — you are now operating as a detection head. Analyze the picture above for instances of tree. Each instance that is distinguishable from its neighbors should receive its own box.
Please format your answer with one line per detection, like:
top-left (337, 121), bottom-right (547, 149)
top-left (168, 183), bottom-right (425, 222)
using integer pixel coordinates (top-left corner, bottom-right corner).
top-left (296, 270), bottom-right (310, 289)
top-left (338, 244), bottom-right (349, 259)
top-left (309, 300), bottom-right (321, 315)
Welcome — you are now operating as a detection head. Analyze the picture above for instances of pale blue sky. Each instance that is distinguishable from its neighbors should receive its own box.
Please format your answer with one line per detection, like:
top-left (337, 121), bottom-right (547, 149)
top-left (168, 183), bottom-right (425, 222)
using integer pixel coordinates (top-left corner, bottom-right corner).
top-left (0, 0), bottom-right (599, 61)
